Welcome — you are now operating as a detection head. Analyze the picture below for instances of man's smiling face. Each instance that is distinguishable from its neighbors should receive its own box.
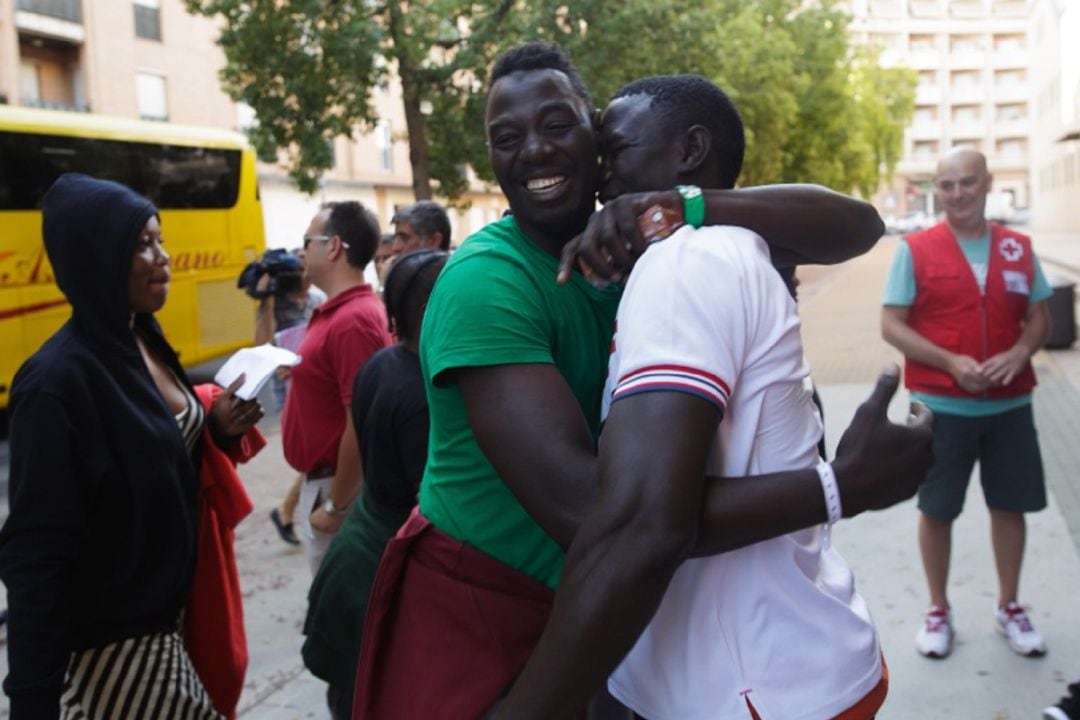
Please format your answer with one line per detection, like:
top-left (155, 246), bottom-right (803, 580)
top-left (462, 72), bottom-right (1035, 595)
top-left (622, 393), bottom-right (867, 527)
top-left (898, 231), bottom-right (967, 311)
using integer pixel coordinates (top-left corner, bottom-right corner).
top-left (485, 68), bottom-right (599, 247)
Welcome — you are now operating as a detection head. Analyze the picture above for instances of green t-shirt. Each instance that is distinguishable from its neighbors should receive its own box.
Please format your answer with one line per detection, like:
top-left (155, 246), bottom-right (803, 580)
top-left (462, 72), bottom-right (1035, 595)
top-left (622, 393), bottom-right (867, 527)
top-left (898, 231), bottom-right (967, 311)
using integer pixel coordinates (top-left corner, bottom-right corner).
top-left (418, 217), bottom-right (621, 588)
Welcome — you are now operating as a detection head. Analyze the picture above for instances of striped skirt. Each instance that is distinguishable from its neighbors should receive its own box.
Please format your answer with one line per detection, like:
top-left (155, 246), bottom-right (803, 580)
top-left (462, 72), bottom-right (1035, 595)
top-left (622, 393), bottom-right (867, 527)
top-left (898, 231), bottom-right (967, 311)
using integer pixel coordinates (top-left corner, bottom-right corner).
top-left (61, 630), bottom-right (222, 720)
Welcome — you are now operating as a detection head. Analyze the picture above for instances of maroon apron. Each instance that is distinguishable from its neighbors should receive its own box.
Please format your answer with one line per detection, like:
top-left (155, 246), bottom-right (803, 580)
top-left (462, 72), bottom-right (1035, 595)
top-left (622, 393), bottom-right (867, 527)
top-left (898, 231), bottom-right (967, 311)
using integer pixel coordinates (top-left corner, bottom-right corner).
top-left (353, 507), bottom-right (573, 719)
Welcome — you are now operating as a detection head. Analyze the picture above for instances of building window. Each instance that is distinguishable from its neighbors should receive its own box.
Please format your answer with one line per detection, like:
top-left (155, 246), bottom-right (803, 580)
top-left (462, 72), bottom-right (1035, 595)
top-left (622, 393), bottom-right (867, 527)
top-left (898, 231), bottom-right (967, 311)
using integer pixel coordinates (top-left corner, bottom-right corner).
top-left (19, 61), bottom-right (41, 105)
top-left (375, 120), bottom-right (392, 172)
top-left (136, 72), bottom-right (168, 120)
top-left (134, 0), bottom-right (161, 41)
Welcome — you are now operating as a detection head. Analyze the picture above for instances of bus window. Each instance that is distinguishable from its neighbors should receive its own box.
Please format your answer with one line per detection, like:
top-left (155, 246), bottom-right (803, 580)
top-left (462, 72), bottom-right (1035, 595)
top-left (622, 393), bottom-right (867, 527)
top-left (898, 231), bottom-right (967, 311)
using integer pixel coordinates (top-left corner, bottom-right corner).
top-left (0, 132), bottom-right (241, 210)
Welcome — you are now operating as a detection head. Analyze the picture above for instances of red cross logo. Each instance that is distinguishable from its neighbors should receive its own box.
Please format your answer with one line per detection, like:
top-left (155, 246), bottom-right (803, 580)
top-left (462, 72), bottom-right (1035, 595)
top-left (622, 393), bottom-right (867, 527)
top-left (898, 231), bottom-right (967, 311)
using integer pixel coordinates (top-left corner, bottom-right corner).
top-left (999, 237), bottom-right (1023, 262)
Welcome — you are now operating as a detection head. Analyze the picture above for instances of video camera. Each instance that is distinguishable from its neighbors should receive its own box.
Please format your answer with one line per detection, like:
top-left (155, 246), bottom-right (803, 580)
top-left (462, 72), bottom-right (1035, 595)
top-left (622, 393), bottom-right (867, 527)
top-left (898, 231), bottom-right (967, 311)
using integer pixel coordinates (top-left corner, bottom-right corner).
top-left (237, 249), bottom-right (304, 300)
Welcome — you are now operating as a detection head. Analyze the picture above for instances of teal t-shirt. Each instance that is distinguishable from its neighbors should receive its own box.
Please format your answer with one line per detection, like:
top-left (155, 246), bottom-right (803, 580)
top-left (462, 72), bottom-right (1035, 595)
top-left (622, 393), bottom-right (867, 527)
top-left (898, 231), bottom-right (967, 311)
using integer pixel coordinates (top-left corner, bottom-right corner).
top-left (882, 235), bottom-right (1052, 417)
top-left (418, 217), bottom-right (621, 588)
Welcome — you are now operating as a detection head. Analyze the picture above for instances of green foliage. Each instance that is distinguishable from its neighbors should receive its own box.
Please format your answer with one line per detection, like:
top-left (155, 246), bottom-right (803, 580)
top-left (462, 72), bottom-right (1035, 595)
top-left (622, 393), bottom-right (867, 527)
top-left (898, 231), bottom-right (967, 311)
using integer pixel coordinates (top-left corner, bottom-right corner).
top-left (185, 0), bottom-right (915, 199)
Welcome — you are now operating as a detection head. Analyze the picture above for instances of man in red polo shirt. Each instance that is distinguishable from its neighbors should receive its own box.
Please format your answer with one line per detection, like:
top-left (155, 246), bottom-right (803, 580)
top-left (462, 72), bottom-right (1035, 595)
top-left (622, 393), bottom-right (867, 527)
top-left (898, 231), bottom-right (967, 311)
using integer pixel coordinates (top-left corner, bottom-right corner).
top-left (282, 201), bottom-right (392, 574)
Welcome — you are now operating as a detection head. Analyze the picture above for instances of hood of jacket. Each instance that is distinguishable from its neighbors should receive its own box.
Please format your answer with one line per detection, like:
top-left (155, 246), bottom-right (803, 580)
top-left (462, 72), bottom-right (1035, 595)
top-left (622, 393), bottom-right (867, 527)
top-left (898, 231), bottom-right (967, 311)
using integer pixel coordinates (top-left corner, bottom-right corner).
top-left (42, 173), bottom-right (158, 348)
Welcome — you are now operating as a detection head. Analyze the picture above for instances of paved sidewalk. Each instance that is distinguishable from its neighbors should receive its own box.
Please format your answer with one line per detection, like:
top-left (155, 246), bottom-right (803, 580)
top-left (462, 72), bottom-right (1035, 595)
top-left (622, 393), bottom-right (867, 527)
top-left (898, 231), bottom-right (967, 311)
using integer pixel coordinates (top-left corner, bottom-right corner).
top-left (3, 229), bottom-right (1080, 719)
top-left (803, 236), bottom-right (1080, 719)
top-left (229, 235), bottom-right (1080, 718)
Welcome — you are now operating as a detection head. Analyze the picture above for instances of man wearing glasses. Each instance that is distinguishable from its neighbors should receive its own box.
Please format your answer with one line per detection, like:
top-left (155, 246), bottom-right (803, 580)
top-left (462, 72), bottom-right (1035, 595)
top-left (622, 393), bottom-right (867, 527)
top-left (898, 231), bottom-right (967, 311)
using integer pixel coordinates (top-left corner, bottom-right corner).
top-left (882, 147), bottom-right (1052, 660)
top-left (282, 202), bottom-right (392, 574)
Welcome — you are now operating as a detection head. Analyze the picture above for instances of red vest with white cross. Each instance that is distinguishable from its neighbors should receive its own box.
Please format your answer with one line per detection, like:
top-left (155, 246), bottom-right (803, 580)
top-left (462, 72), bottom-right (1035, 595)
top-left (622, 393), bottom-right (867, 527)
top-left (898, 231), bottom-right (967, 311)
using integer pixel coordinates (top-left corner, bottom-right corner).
top-left (904, 221), bottom-right (1036, 398)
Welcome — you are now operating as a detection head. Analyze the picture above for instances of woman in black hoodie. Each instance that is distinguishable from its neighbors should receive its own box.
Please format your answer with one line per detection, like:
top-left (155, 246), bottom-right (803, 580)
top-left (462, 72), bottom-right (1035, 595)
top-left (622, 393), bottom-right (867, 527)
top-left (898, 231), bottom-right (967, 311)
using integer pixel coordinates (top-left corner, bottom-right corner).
top-left (0, 174), bottom-right (261, 719)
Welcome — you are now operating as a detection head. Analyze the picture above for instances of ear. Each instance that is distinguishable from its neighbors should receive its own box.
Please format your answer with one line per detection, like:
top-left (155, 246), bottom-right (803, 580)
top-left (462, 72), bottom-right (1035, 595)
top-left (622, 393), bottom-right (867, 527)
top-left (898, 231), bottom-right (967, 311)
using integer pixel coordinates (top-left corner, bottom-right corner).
top-left (679, 125), bottom-right (711, 175)
top-left (328, 234), bottom-right (347, 261)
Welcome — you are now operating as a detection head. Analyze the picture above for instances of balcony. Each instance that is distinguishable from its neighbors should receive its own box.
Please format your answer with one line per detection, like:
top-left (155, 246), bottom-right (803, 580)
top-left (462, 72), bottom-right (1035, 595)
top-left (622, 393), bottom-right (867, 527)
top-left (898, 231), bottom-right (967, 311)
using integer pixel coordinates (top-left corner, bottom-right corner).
top-left (949, 0), bottom-right (983, 18)
top-left (949, 85), bottom-right (985, 104)
top-left (20, 97), bottom-right (89, 112)
top-left (14, 0), bottom-right (84, 43)
top-left (950, 49), bottom-right (986, 69)
top-left (869, 0), bottom-right (906, 17)
top-left (910, 122), bottom-right (944, 140)
top-left (992, 49), bottom-right (1027, 69)
top-left (16, 0), bottom-right (80, 22)
top-left (993, 84), bottom-right (1029, 103)
top-left (909, 50), bottom-right (941, 69)
top-left (992, 0), bottom-right (1027, 18)
top-left (916, 85), bottom-right (943, 104)
top-left (951, 120), bottom-right (987, 140)
top-left (909, 0), bottom-right (945, 18)
top-left (994, 118), bottom-right (1031, 138)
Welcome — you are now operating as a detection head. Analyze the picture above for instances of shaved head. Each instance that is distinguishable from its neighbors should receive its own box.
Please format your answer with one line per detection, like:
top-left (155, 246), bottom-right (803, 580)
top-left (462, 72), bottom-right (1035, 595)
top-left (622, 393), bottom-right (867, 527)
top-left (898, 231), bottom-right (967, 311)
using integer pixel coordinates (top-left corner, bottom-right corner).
top-left (936, 147), bottom-right (988, 178)
top-left (933, 147), bottom-right (992, 237)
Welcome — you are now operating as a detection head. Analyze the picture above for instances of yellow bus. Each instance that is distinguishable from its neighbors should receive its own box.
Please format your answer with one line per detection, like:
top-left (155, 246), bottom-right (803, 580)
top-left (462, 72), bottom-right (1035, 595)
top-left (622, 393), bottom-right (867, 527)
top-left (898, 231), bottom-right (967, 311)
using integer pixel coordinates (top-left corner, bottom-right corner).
top-left (0, 106), bottom-right (266, 409)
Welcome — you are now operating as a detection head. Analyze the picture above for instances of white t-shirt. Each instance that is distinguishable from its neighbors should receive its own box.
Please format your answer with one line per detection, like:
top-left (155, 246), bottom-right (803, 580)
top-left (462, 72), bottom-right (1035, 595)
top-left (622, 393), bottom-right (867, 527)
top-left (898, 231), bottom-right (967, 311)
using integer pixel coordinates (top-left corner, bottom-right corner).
top-left (604, 225), bottom-right (881, 720)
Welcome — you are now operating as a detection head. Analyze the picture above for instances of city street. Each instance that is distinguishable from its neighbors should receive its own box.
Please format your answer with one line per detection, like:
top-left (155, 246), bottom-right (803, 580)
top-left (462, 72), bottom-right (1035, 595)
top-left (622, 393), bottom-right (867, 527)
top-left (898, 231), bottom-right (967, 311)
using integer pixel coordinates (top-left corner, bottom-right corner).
top-left (2, 232), bottom-right (1080, 718)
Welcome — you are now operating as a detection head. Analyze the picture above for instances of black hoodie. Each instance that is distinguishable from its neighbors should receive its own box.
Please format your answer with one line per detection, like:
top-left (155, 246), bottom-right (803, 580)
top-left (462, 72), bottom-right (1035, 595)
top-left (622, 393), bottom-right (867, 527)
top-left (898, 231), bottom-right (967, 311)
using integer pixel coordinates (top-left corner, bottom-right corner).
top-left (0, 174), bottom-right (200, 717)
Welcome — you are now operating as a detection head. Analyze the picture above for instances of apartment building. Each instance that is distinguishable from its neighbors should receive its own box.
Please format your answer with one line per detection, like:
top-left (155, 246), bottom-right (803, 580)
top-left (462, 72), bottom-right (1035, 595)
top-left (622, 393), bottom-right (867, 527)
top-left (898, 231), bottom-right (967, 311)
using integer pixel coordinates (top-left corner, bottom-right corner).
top-left (845, 0), bottom-right (1033, 222)
top-left (0, 0), bottom-right (506, 248)
top-left (1029, 0), bottom-right (1080, 233)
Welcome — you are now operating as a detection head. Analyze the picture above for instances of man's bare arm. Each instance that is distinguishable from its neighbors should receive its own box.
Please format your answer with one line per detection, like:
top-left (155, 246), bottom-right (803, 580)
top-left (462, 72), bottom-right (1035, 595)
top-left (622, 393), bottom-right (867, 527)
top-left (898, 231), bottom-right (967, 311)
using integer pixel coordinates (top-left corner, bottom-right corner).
top-left (495, 392), bottom-right (718, 719)
top-left (309, 411), bottom-right (362, 534)
top-left (457, 364), bottom-right (597, 549)
top-left (559, 185), bottom-right (884, 283)
top-left (460, 364), bottom-right (932, 556)
top-left (254, 296), bottom-right (275, 345)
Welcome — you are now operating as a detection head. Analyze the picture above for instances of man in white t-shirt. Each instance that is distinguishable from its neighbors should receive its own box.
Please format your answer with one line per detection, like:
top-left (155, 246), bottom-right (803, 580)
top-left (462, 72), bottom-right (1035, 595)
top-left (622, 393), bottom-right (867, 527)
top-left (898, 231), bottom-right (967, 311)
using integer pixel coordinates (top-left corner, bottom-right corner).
top-left (497, 75), bottom-right (933, 720)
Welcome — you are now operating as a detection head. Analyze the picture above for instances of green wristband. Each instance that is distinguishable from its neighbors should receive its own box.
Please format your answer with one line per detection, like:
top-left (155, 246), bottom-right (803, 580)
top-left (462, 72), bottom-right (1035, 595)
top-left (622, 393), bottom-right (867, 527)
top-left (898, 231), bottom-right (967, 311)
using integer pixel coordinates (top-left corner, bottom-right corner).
top-left (676, 185), bottom-right (705, 228)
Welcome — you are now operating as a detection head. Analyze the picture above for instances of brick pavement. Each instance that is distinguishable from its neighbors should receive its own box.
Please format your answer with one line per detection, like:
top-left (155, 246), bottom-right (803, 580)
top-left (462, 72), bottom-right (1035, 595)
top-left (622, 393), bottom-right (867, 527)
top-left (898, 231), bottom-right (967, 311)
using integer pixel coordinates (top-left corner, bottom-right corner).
top-left (798, 238), bottom-right (905, 385)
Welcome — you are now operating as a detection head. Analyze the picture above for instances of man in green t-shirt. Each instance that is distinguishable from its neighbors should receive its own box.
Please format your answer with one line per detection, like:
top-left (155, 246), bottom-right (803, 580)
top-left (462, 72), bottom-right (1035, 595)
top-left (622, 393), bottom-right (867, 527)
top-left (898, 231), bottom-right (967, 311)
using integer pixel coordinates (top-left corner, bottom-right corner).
top-left (353, 41), bottom-right (931, 720)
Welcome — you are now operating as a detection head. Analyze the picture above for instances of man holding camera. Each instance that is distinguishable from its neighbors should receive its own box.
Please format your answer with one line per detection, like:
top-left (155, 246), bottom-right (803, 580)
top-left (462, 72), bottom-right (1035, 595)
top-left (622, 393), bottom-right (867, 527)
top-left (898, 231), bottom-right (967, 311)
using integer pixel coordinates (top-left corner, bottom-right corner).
top-left (281, 202), bottom-right (392, 574)
top-left (246, 248), bottom-right (327, 546)
top-left (252, 248), bottom-right (327, 409)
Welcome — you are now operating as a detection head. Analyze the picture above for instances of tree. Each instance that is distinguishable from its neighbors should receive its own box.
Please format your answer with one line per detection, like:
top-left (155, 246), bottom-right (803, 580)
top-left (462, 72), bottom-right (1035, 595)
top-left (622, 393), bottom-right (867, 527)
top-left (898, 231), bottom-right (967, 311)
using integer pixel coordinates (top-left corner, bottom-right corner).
top-left (186, 0), bottom-right (524, 197)
top-left (186, 0), bottom-right (913, 200)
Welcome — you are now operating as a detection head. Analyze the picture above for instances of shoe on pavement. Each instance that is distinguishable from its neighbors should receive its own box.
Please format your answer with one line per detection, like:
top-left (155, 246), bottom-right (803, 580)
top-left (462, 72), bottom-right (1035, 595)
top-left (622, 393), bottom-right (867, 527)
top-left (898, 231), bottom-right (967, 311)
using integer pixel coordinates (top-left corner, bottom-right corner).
top-left (915, 606), bottom-right (953, 658)
top-left (1043, 681), bottom-right (1080, 720)
top-left (994, 601), bottom-right (1046, 657)
top-left (270, 508), bottom-right (301, 546)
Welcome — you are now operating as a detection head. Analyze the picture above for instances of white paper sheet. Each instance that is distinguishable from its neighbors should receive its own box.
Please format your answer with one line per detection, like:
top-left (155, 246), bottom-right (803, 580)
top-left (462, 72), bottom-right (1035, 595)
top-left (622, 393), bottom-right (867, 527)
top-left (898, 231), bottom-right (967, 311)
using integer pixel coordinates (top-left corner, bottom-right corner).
top-left (213, 344), bottom-right (302, 401)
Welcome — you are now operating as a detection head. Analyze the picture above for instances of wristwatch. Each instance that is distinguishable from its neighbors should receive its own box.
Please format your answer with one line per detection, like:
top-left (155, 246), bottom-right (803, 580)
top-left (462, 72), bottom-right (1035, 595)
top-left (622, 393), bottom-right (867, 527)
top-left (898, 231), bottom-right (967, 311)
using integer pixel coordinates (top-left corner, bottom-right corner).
top-left (675, 184), bottom-right (705, 228)
top-left (323, 496), bottom-right (350, 517)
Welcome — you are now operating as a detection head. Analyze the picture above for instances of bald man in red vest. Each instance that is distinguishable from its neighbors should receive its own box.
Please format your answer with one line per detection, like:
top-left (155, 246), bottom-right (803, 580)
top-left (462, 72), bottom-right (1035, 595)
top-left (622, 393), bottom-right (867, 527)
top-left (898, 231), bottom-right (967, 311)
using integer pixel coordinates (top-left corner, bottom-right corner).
top-left (882, 147), bottom-right (1052, 661)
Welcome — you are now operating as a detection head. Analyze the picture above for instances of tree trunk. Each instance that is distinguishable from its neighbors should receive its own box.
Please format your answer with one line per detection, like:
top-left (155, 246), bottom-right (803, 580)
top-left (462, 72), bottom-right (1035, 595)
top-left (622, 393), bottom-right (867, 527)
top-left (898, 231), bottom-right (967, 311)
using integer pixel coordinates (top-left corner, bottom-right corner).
top-left (400, 77), bottom-right (433, 200)
top-left (388, 2), bottom-right (432, 200)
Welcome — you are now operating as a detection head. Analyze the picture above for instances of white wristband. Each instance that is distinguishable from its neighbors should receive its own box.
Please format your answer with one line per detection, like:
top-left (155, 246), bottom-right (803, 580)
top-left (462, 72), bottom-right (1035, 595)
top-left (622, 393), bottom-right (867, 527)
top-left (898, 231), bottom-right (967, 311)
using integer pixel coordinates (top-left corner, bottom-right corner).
top-left (816, 460), bottom-right (842, 525)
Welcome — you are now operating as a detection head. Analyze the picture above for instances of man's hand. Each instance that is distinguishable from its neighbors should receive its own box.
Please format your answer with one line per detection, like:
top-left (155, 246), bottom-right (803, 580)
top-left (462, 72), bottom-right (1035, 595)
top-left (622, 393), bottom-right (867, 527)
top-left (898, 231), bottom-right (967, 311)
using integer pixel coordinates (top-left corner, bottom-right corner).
top-left (209, 374), bottom-right (264, 442)
top-left (980, 346), bottom-right (1030, 387)
top-left (557, 190), bottom-right (680, 285)
top-left (309, 503), bottom-right (347, 534)
top-left (948, 354), bottom-right (991, 393)
top-left (832, 365), bottom-right (934, 515)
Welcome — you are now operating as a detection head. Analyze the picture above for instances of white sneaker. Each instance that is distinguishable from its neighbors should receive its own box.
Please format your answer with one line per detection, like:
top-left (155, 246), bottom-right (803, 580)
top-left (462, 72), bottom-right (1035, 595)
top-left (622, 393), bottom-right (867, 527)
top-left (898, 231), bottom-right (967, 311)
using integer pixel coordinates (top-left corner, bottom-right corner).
top-left (915, 606), bottom-right (953, 658)
top-left (994, 602), bottom-right (1046, 657)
